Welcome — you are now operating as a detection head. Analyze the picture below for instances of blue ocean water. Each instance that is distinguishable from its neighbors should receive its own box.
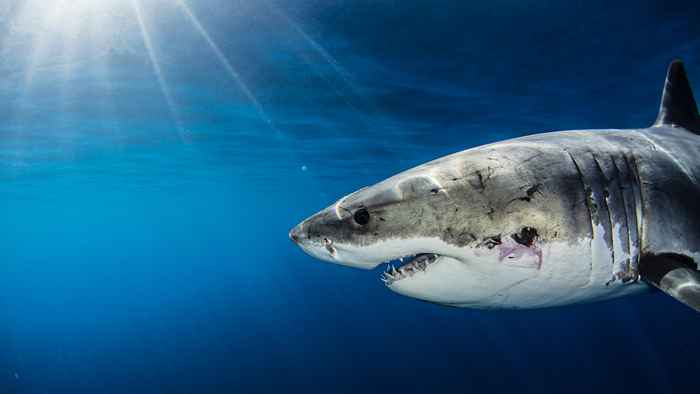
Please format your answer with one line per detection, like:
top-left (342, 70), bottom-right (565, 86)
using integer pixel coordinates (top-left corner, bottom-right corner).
top-left (1, 1), bottom-right (699, 393)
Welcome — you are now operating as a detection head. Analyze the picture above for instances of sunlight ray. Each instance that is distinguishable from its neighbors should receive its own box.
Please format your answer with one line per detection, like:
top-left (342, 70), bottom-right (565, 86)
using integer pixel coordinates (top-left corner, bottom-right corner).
top-left (1, 1), bottom-right (61, 171)
top-left (268, 5), bottom-right (390, 126)
top-left (21, 1), bottom-right (64, 87)
top-left (56, 0), bottom-right (84, 96)
top-left (0, 2), bottom-right (28, 66)
top-left (88, 12), bottom-right (123, 147)
top-left (130, 0), bottom-right (186, 142)
top-left (175, 0), bottom-right (274, 127)
top-left (174, 1), bottom-right (312, 178)
top-left (270, 7), bottom-right (358, 94)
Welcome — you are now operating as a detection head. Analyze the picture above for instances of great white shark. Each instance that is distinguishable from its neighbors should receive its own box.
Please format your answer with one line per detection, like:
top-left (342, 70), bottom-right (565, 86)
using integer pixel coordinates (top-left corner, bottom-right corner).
top-left (289, 60), bottom-right (700, 312)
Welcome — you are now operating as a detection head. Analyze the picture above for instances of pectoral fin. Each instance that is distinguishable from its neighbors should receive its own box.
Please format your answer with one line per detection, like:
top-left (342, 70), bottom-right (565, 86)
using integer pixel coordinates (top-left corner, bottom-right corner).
top-left (639, 253), bottom-right (700, 312)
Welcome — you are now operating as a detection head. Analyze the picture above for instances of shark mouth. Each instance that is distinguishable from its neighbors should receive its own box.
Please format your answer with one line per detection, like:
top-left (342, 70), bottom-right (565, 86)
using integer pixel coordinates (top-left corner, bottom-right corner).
top-left (381, 253), bottom-right (440, 285)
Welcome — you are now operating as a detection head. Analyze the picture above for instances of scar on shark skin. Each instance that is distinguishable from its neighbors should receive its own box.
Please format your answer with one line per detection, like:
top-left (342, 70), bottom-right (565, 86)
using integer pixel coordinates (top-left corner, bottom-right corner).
top-left (505, 184), bottom-right (542, 206)
top-left (324, 238), bottom-right (336, 256)
top-left (468, 167), bottom-right (495, 192)
top-left (513, 227), bottom-right (538, 246)
top-left (496, 227), bottom-right (542, 269)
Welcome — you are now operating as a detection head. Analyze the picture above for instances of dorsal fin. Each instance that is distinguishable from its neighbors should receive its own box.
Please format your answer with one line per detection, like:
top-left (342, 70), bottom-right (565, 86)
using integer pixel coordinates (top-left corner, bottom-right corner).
top-left (653, 60), bottom-right (700, 134)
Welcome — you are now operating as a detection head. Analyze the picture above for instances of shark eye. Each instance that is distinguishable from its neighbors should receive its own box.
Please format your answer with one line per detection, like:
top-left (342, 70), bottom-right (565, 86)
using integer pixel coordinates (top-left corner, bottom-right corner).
top-left (353, 208), bottom-right (370, 225)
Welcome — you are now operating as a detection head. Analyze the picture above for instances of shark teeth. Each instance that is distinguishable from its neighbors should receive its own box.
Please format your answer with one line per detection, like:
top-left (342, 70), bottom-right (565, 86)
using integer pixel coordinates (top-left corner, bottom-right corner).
top-left (381, 253), bottom-right (439, 285)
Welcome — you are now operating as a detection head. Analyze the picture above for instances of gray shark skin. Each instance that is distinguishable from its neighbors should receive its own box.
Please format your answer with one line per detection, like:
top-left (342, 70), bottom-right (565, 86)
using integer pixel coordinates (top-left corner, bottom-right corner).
top-left (290, 60), bottom-right (700, 312)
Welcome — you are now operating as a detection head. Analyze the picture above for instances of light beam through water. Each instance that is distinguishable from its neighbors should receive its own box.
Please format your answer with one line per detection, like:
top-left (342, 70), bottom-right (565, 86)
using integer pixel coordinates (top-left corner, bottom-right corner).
top-left (131, 0), bottom-right (186, 142)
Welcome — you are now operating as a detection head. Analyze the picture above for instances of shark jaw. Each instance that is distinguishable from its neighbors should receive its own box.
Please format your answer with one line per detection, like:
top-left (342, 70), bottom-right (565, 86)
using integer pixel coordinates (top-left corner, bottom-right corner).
top-left (291, 234), bottom-right (501, 306)
top-left (289, 222), bottom-right (451, 268)
top-left (292, 231), bottom-right (460, 274)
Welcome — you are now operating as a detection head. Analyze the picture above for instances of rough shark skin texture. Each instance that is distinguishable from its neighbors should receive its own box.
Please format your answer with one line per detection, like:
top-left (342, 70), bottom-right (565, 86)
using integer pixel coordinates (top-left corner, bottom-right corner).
top-left (290, 60), bottom-right (700, 311)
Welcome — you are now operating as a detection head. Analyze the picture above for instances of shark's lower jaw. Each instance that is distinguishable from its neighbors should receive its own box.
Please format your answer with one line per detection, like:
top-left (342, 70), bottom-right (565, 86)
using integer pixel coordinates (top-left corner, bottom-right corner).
top-left (380, 253), bottom-right (441, 285)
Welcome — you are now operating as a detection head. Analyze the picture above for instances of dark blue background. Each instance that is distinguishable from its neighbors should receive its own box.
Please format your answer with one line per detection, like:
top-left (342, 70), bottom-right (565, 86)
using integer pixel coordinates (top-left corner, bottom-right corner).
top-left (1, 1), bottom-right (699, 393)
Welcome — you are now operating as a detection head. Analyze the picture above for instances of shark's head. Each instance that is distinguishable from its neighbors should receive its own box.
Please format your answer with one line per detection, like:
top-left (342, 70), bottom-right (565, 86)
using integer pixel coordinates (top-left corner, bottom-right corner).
top-left (290, 140), bottom-right (601, 308)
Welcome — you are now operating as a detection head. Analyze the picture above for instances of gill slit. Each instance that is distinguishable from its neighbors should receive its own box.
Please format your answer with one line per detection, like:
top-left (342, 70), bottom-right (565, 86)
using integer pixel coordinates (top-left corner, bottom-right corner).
top-left (592, 154), bottom-right (616, 272)
top-left (626, 154), bottom-right (645, 258)
top-left (609, 155), bottom-right (633, 276)
top-left (617, 154), bottom-right (642, 279)
top-left (567, 151), bottom-right (594, 287)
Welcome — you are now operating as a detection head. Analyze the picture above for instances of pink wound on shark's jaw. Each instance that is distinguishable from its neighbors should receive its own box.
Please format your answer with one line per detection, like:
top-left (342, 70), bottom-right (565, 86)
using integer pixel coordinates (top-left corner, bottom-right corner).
top-left (497, 240), bottom-right (542, 269)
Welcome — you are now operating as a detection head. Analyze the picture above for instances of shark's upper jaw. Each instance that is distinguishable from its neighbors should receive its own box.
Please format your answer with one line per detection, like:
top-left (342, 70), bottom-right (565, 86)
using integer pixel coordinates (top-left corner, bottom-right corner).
top-left (290, 220), bottom-right (457, 274)
top-left (297, 238), bottom-right (451, 273)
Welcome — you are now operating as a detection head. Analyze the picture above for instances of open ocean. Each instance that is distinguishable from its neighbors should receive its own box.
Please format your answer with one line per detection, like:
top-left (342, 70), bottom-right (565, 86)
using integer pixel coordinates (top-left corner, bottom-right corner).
top-left (1, 1), bottom-right (699, 393)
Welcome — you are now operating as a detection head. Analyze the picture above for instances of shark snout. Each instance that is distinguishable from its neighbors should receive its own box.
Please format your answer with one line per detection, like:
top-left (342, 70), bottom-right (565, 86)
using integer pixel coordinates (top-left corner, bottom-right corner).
top-left (289, 220), bottom-right (341, 264)
top-left (289, 223), bottom-right (304, 244)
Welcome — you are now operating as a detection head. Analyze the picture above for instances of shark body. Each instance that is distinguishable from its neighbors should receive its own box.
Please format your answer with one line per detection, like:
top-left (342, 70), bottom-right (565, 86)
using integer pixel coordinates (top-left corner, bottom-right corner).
top-left (290, 60), bottom-right (700, 312)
